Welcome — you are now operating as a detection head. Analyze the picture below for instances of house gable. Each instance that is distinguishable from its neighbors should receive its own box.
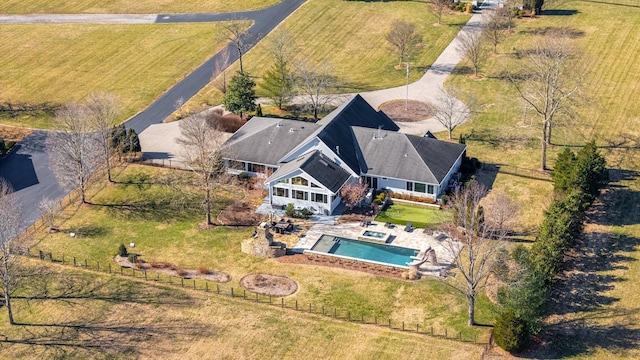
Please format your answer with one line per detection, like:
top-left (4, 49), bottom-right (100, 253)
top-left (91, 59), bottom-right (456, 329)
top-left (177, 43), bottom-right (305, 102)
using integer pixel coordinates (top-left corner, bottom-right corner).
top-left (267, 151), bottom-right (350, 194)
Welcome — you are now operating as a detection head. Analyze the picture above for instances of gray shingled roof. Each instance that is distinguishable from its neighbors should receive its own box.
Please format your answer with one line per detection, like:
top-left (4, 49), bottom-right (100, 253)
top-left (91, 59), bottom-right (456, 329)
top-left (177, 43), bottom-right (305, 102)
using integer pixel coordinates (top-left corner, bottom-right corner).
top-left (223, 118), bottom-right (320, 166)
top-left (267, 150), bottom-right (350, 193)
top-left (314, 94), bottom-right (399, 174)
top-left (353, 127), bottom-right (466, 184)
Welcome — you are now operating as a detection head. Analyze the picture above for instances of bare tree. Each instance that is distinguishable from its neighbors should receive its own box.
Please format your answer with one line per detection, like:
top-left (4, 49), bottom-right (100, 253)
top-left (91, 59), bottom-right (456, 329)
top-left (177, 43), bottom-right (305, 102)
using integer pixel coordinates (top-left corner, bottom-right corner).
top-left (385, 20), bottom-right (423, 66)
top-left (430, 0), bottom-right (451, 26)
top-left (224, 21), bottom-right (250, 74)
top-left (433, 89), bottom-right (470, 139)
top-left (340, 179), bottom-right (369, 209)
top-left (458, 31), bottom-right (487, 77)
top-left (484, 190), bottom-right (519, 234)
top-left (176, 114), bottom-right (230, 225)
top-left (261, 29), bottom-right (297, 109)
top-left (509, 31), bottom-right (584, 170)
top-left (440, 182), bottom-right (508, 326)
top-left (293, 60), bottom-right (338, 120)
top-left (499, 0), bottom-right (516, 32)
top-left (483, 11), bottom-right (505, 53)
top-left (0, 179), bottom-right (22, 325)
top-left (212, 47), bottom-right (231, 95)
top-left (49, 103), bottom-right (101, 204)
top-left (37, 197), bottom-right (61, 233)
top-left (85, 92), bottom-right (121, 183)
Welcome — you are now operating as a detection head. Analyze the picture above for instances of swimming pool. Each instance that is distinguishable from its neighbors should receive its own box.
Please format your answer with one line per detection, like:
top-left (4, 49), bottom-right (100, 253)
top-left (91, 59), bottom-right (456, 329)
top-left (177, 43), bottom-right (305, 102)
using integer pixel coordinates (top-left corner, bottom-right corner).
top-left (307, 234), bottom-right (420, 268)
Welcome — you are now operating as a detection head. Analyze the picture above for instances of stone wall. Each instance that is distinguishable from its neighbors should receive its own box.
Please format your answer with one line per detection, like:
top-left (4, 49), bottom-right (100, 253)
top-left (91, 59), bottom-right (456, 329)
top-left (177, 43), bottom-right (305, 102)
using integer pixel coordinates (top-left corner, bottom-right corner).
top-left (304, 252), bottom-right (405, 277)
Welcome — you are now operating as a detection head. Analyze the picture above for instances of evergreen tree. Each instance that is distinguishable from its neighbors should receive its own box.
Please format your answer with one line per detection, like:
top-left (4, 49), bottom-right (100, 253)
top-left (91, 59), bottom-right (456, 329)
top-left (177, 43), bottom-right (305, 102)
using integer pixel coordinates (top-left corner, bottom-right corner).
top-left (551, 147), bottom-right (576, 193)
top-left (261, 61), bottom-right (293, 110)
top-left (224, 71), bottom-right (256, 118)
top-left (127, 128), bottom-right (141, 153)
top-left (574, 140), bottom-right (608, 199)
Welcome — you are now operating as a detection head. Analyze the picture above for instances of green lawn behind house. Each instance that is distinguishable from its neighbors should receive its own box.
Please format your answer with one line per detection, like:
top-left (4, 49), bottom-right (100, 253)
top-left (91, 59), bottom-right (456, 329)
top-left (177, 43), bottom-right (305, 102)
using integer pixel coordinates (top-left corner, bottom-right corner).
top-left (375, 203), bottom-right (451, 229)
top-left (28, 164), bottom-right (495, 342)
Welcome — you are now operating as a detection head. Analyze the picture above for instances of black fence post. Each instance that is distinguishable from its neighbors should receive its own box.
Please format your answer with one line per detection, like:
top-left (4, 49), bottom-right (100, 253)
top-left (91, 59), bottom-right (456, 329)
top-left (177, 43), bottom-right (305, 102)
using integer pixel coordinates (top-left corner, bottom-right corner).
top-left (231, 287), bottom-right (234, 297)
top-left (73, 256), bottom-right (76, 266)
top-left (243, 290), bottom-right (246, 299)
top-left (193, 280), bottom-right (196, 289)
top-left (217, 284), bottom-right (220, 294)
top-left (169, 275), bottom-right (172, 284)
top-left (62, 255), bottom-right (65, 265)
top-left (445, 329), bottom-right (448, 338)
top-left (281, 298), bottom-right (284, 308)
top-left (309, 304), bottom-right (311, 313)
top-left (269, 295), bottom-right (272, 303)
top-left (334, 309), bottom-right (337, 318)
top-left (431, 326), bottom-right (433, 335)
top-left (295, 300), bottom-right (298, 310)
top-left (144, 271), bottom-right (147, 280)
top-left (402, 321), bottom-right (405, 331)
top-left (181, 278), bottom-right (184, 287)
top-left (361, 314), bottom-right (364, 323)
top-left (256, 293), bottom-right (259, 303)
top-left (347, 311), bottom-right (350, 321)
top-left (84, 259), bottom-right (87, 268)
top-left (109, 263), bottom-right (112, 273)
top-left (459, 332), bottom-right (462, 341)
top-left (206, 282), bottom-right (209, 292)
top-left (416, 324), bottom-right (419, 333)
top-left (375, 316), bottom-right (377, 325)
top-left (388, 319), bottom-right (391, 328)
top-left (132, 268), bottom-right (135, 277)
top-left (156, 273), bottom-right (159, 281)
top-left (322, 305), bottom-right (324, 315)
top-left (97, 262), bottom-right (100, 271)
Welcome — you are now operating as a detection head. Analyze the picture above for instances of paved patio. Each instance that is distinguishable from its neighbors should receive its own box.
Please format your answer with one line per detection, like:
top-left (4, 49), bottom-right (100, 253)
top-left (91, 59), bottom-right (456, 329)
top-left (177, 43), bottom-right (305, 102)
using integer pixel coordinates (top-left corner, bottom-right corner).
top-left (291, 220), bottom-right (460, 275)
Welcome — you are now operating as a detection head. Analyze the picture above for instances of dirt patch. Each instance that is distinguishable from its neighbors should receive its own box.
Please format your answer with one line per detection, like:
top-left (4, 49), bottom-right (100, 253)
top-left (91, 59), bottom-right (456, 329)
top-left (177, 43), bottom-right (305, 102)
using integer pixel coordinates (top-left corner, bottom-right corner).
top-left (0, 125), bottom-right (32, 142)
top-left (379, 100), bottom-right (435, 122)
top-left (240, 273), bottom-right (298, 296)
top-left (114, 256), bottom-right (231, 283)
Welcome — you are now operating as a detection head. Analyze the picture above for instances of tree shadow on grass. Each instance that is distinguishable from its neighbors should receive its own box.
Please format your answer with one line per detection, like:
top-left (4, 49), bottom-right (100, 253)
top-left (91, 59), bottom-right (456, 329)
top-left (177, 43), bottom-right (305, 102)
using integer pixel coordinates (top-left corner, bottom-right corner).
top-left (525, 169), bottom-right (640, 357)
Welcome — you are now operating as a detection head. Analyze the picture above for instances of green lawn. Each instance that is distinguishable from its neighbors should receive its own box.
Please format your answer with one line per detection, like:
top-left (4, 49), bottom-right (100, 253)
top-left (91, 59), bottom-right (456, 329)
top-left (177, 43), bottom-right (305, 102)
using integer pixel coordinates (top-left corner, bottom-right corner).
top-left (187, 0), bottom-right (471, 110)
top-left (29, 164), bottom-right (495, 342)
top-left (0, 0), bottom-right (279, 14)
top-left (375, 203), bottom-right (451, 229)
top-left (0, 22), bottom-right (245, 128)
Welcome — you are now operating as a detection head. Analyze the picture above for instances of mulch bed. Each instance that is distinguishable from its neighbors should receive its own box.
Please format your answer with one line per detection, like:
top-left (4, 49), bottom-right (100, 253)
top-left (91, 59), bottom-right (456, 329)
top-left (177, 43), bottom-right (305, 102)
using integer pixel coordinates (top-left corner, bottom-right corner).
top-left (114, 256), bottom-right (231, 283)
top-left (277, 254), bottom-right (404, 279)
top-left (239, 273), bottom-right (298, 296)
top-left (379, 100), bottom-right (436, 122)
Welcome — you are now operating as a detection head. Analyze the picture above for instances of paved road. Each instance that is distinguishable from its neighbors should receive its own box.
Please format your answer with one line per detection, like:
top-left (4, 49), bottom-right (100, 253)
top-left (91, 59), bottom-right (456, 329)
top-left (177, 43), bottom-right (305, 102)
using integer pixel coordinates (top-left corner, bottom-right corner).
top-left (127, 0), bottom-right (308, 133)
top-left (0, 0), bottom-right (307, 230)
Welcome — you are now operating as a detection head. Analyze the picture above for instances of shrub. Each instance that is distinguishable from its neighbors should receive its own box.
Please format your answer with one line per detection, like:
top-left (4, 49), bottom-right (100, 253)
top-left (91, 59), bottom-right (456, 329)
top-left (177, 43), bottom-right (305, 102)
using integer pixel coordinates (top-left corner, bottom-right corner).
top-left (466, 2), bottom-right (473, 12)
top-left (127, 253), bottom-right (137, 263)
top-left (440, 195), bottom-right (449, 205)
top-left (285, 203), bottom-right (295, 217)
top-left (494, 310), bottom-right (529, 353)
top-left (198, 265), bottom-right (211, 275)
top-left (118, 243), bottom-right (128, 257)
top-left (373, 192), bottom-right (386, 205)
top-left (176, 268), bottom-right (189, 277)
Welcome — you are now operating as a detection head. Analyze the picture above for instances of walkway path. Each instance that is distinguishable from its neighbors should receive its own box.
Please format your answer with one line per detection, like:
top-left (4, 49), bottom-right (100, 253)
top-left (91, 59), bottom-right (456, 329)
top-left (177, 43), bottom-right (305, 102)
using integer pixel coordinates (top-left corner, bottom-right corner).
top-left (360, 0), bottom-right (496, 135)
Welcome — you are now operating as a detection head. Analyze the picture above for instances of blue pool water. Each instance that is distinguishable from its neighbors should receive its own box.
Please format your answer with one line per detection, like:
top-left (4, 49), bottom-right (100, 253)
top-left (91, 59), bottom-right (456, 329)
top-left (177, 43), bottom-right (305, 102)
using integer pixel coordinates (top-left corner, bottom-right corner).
top-left (310, 235), bottom-right (419, 267)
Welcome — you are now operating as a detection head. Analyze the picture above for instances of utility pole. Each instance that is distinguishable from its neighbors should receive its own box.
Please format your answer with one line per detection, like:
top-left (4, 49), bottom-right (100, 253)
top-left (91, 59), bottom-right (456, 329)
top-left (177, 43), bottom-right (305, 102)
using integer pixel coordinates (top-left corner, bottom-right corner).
top-left (405, 56), bottom-right (410, 111)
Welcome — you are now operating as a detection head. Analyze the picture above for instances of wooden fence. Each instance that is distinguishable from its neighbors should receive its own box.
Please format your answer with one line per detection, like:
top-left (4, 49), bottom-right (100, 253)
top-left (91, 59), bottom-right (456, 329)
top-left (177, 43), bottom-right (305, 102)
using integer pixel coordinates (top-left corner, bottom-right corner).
top-left (25, 248), bottom-right (491, 346)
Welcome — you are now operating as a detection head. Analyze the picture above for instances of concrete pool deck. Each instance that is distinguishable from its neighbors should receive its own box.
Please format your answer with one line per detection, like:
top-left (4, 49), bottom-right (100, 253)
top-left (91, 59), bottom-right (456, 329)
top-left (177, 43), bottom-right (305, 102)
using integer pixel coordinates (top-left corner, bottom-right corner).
top-left (292, 221), bottom-right (459, 273)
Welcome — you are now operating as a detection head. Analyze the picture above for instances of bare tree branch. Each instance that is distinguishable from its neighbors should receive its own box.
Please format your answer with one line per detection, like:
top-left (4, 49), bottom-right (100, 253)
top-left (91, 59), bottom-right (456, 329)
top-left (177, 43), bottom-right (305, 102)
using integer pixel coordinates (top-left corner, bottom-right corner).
top-left (48, 103), bottom-right (102, 204)
top-left (385, 20), bottom-right (423, 66)
top-left (0, 179), bottom-right (22, 325)
top-left (293, 60), bottom-right (338, 120)
top-left (439, 182), bottom-right (509, 326)
top-left (85, 92), bottom-right (121, 183)
top-left (433, 89), bottom-right (470, 139)
top-left (458, 30), bottom-right (487, 77)
top-left (176, 114), bottom-right (230, 225)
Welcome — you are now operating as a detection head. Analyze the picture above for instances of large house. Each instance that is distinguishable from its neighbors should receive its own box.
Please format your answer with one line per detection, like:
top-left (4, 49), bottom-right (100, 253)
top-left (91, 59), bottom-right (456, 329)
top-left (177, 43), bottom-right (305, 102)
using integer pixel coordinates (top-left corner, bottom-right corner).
top-left (223, 95), bottom-right (466, 215)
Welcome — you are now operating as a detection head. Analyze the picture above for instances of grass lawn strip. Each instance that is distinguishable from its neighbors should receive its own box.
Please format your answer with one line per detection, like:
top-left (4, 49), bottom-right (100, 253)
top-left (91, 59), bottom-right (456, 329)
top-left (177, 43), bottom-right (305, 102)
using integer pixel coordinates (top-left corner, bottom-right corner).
top-left (0, 22), bottom-right (247, 129)
top-left (375, 203), bottom-right (451, 229)
top-left (0, 0), bottom-right (279, 14)
top-left (29, 164), bottom-right (495, 341)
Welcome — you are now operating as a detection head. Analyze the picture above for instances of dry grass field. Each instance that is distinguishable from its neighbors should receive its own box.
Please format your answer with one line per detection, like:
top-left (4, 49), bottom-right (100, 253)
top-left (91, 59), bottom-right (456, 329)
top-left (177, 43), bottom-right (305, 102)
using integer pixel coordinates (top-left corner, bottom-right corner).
top-left (0, 0), bottom-right (279, 14)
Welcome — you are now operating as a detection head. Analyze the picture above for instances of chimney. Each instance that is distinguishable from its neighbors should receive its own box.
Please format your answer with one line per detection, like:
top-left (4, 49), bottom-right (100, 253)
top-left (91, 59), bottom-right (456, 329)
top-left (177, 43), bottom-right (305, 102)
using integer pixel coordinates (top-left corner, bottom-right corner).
top-left (336, 145), bottom-right (340, 154)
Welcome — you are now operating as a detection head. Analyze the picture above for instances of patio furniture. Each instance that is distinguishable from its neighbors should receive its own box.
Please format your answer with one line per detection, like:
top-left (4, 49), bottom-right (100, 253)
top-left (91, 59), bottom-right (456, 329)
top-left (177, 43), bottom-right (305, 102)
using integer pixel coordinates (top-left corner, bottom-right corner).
top-left (404, 222), bottom-right (414, 232)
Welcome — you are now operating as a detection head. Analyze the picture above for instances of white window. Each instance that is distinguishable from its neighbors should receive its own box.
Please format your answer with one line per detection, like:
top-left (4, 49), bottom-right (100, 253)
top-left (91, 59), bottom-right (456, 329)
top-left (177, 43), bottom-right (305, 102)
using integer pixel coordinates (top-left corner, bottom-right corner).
top-left (427, 185), bottom-right (435, 194)
top-left (292, 176), bottom-right (309, 186)
top-left (312, 193), bottom-right (327, 203)
top-left (293, 190), bottom-right (308, 200)
top-left (274, 187), bottom-right (288, 197)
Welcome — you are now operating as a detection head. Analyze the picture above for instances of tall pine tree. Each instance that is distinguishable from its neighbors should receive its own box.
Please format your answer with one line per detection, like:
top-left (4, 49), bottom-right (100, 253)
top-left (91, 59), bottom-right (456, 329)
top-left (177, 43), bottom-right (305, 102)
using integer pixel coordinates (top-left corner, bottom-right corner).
top-left (224, 71), bottom-right (256, 118)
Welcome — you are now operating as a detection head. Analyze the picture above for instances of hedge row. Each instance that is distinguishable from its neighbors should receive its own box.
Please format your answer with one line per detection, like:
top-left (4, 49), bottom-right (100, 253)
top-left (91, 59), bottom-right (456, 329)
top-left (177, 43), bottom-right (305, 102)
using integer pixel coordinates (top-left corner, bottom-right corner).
top-left (494, 141), bottom-right (608, 352)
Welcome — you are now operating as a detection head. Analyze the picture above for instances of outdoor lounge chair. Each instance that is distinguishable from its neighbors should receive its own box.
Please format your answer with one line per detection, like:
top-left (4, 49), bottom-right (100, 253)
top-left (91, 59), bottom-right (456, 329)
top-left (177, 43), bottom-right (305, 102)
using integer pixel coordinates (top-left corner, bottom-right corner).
top-left (404, 222), bottom-right (413, 232)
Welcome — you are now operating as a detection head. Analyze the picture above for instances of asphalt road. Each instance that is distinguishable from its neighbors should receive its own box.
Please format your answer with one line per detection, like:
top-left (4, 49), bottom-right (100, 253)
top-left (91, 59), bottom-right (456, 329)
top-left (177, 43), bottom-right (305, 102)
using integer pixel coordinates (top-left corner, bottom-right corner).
top-left (127, 0), bottom-right (307, 133)
top-left (0, 0), bottom-right (307, 230)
